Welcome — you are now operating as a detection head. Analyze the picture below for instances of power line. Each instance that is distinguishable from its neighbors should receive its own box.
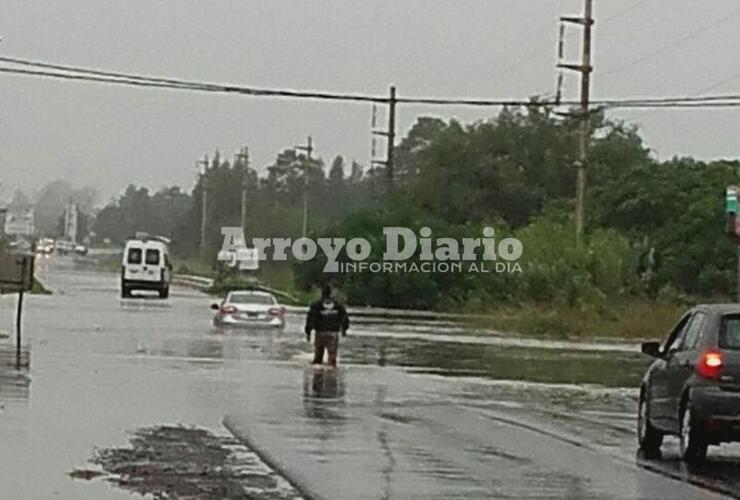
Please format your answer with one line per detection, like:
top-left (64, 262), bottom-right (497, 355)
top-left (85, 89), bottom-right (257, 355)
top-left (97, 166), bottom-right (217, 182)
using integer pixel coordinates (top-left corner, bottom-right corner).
top-left (0, 57), bottom-right (389, 103)
top-left (601, 5), bottom-right (740, 77)
top-left (693, 67), bottom-right (740, 95)
top-left (599, 0), bottom-right (649, 25)
top-left (4, 56), bottom-right (740, 109)
top-left (0, 55), bottom-right (206, 88)
top-left (397, 94), bottom-right (740, 108)
top-left (500, 0), bottom-right (648, 77)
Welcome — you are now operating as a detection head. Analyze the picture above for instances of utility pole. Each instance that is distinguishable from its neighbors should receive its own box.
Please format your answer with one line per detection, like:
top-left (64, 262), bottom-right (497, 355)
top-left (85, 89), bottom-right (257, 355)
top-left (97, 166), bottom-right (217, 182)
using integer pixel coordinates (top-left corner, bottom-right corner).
top-left (371, 85), bottom-right (398, 191)
top-left (725, 182), bottom-right (740, 302)
top-left (235, 147), bottom-right (250, 237)
top-left (295, 136), bottom-right (313, 237)
top-left (736, 165), bottom-right (740, 303)
top-left (559, 0), bottom-right (594, 244)
top-left (386, 86), bottom-right (397, 188)
top-left (197, 154), bottom-right (210, 252)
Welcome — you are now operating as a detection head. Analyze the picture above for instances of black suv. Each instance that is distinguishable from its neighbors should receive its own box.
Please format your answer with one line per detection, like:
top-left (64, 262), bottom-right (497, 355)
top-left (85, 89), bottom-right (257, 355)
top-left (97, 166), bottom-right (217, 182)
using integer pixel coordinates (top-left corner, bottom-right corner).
top-left (639, 304), bottom-right (740, 463)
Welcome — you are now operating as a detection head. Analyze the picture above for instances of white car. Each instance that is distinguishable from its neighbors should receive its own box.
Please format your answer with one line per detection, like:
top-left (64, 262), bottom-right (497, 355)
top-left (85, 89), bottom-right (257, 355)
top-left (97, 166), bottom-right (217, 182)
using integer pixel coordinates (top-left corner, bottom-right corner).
top-left (211, 290), bottom-right (286, 328)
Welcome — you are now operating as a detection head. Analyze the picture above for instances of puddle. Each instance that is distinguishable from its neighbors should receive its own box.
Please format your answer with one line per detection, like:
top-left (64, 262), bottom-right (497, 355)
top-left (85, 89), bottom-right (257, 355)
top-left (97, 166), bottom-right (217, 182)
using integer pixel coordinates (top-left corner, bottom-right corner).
top-left (86, 425), bottom-right (302, 500)
top-left (342, 337), bottom-right (650, 388)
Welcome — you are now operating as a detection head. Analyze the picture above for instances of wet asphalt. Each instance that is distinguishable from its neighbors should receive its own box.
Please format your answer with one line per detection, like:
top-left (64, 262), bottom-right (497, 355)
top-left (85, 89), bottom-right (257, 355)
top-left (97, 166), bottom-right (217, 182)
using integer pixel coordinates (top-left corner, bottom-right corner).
top-left (0, 256), bottom-right (739, 499)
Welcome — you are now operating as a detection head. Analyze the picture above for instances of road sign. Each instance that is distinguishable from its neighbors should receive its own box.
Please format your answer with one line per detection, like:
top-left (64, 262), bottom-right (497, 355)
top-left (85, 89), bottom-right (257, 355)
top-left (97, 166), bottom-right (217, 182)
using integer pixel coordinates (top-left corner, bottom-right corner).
top-left (3, 211), bottom-right (34, 236)
top-left (218, 247), bottom-right (260, 271)
top-left (728, 186), bottom-right (738, 215)
top-left (237, 248), bottom-right (260, 271)
top-left (0, 254), bottom-right (34, 293)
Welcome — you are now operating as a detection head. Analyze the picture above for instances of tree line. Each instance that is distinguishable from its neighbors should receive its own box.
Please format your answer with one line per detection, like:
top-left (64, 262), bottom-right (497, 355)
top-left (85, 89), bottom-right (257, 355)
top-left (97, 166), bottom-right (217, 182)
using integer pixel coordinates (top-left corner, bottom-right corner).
top-left (86, 105), bottom-right (740, 310)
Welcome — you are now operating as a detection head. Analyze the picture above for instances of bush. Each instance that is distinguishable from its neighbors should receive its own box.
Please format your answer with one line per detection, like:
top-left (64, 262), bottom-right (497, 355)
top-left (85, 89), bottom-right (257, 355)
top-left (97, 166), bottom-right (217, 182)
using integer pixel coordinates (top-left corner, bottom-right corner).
top-left (511, 212), bottom-right (637, 308)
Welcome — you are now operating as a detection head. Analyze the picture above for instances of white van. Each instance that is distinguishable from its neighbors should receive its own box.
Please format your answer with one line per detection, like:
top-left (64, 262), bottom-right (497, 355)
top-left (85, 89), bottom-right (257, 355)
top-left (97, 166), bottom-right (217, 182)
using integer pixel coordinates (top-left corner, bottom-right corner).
top-left (121, 235), bottom-right (172, 298)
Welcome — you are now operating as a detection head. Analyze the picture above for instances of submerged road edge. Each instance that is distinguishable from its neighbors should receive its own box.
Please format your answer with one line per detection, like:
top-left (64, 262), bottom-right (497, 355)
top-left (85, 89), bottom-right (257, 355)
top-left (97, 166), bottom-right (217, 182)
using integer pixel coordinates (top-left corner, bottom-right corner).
top-left (223, 416), bottom-right (322, 500)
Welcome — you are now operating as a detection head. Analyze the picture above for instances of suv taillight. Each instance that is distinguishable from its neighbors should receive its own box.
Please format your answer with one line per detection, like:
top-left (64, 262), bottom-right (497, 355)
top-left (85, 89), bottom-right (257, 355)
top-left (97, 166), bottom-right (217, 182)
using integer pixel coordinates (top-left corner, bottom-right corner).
top-left (697, 349), bottom-right (724, 379)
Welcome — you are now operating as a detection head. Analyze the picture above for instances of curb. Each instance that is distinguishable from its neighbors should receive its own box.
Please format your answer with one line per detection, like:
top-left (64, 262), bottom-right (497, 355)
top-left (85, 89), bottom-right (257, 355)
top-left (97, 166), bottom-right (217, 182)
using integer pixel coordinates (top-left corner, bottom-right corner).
top-left (222, 416), bottom-right (322, 500)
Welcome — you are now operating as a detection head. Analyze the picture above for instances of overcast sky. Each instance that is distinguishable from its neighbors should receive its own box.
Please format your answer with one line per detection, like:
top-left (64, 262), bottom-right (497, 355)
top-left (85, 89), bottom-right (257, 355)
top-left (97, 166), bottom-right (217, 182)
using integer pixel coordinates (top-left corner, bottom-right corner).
top-left (1, 0), bottom-right (740, 202)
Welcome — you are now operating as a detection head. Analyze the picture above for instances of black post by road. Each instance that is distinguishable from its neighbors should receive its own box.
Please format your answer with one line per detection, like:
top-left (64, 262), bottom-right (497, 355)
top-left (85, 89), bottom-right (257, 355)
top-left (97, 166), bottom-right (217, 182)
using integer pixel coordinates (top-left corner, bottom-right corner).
top-left (14, 256), bottom-right (29, 369)
top-left (15, 289), bottom-right (23, 369)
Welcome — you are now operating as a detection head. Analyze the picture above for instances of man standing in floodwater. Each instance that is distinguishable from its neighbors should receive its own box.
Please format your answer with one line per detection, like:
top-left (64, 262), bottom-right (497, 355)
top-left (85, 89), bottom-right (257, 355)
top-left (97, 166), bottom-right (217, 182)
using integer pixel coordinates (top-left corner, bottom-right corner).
top-left (304, 285), bottom-right (350, 367)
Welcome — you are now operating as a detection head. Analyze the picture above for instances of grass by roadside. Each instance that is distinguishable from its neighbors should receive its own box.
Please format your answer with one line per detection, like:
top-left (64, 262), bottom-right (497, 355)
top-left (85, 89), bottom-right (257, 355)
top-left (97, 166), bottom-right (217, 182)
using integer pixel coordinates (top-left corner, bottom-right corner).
top-left (95, 254), bottom-right (122, 273)
top-left (93, 251), bottom-right (695, 340)
top-left (205, 264), bottom-right (312, 305)
top-left (476, 299), bottom-right (688, 341)
top-left (96, 254), bottom-right (218, 278)
top-left (175, 258), bottom-right (218, 278)
top-left (31, 278), bottom-right (52, 295)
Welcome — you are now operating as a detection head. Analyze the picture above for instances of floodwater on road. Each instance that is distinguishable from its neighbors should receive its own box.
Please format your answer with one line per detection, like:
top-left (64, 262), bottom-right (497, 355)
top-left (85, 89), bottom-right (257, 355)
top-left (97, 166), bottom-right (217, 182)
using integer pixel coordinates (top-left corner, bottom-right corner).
top-left (0, 256), bottom-right (738, 499)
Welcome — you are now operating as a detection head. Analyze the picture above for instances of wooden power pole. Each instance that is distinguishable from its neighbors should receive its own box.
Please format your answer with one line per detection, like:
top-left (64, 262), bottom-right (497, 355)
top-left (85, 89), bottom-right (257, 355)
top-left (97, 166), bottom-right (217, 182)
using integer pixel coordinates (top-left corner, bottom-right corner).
top-left (235, 147), bottom-right (250, 237)
top-left (295, 136), bottom-right (313, 238)
top-left (559, 0), bottom-right (594, 244)
top-left (197, 154), bottom-right (210, 251)
top-left (371, 86), bottom-right (398, 191)
top-left (386, 86), bottom-right (397, 188)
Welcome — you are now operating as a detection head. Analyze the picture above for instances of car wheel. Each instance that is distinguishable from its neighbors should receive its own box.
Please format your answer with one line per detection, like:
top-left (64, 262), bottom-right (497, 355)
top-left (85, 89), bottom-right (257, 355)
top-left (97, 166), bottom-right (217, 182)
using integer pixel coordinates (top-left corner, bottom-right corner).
top-left (159, 286), bottom-right (169, 299)
top-left (638, 390), bottom-right (663, 458)
top-left (680, 401), bottom-right (708, 464)
top-left (121, 284), bottom-right (132, 298)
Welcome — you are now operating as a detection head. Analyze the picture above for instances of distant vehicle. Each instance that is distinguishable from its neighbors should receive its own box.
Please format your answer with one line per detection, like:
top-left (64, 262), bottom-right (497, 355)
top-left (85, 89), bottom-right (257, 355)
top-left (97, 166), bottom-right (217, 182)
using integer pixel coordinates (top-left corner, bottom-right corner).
top-left (9, 238), bottom-right (31, 252)
top-left (36, 238), bottom-right (54, 254)
top-left (74, 244), bottom-right (88, 256)
top-left (639, 304), bottom-right (740, 463)
top-left (54, 239), bottom-right (75, 255)
top-left (121, 235), bottom-right (172, 298)
top-left (211, 290), bottom-right (285, 328)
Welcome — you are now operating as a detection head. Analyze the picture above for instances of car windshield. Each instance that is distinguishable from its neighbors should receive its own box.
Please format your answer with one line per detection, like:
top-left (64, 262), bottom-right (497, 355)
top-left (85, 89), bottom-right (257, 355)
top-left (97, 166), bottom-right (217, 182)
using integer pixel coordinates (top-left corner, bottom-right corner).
top-left (720, 315), bottom-right (740, 349)
top-left (228, 293), bottom-right (275, 305)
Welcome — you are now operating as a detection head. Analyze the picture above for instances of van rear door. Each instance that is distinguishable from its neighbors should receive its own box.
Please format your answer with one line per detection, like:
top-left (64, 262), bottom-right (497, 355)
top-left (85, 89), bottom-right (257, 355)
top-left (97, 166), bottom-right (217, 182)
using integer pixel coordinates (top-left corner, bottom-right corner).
top-left (141, 247), bottom-right (162, 282)
top-left (124, 246), bottom-right (144, 281)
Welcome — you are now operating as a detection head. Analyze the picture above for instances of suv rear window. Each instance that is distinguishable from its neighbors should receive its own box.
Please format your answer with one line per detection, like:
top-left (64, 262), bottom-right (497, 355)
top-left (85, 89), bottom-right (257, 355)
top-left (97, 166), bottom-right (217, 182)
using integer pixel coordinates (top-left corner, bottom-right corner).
top-left (720, 315), bottom-right (740, 349)
top-left (127, 248), bottom-right (142, 264)
top-left (145, 249), bottom-right (160, 265)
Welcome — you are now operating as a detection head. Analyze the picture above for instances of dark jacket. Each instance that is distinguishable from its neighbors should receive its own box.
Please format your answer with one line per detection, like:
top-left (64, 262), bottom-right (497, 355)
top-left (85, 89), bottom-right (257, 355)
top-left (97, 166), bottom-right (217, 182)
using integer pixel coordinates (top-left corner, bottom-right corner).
top-left (305, 298), bottom-right (349, 335)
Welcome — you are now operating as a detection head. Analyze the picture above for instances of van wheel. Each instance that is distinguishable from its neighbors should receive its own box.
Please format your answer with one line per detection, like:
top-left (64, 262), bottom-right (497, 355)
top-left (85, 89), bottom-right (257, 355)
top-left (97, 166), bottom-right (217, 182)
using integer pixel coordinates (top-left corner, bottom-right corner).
top-left (121, 283), bottom-right (132, 298)
top-left (159, 286), bottom-right (169, 299)
top-left (680, 401), bottom-right (708, 464)
top-left (638, 390), bottom-right (663, 458)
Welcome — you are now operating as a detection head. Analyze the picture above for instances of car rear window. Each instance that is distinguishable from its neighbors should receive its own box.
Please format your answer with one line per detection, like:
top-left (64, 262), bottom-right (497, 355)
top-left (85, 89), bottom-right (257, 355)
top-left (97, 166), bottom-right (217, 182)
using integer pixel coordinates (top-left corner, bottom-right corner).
top-left (229, 293), bottom-right (275, 305)
top-left (127, 248), bottom-right (142, 264)
top-left (145, 249), bottom-right (160, 265)
top-left (720, 315), bottom-right (740, 349)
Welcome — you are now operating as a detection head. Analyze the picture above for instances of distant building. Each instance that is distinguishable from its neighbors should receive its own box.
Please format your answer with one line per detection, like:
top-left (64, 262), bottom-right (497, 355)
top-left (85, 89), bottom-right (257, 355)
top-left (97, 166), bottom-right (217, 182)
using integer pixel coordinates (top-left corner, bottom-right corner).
top-left (63, 203), bottom-right (78, 243)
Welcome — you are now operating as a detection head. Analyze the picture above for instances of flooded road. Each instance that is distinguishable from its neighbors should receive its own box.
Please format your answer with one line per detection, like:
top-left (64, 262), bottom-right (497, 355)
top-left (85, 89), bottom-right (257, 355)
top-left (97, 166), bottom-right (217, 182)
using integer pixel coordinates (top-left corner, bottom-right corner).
top-left (0, 257), bottom-right (738, 499)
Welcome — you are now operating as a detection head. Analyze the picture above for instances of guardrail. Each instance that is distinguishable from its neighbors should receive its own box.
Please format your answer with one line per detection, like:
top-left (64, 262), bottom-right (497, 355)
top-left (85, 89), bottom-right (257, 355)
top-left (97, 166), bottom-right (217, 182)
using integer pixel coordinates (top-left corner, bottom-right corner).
top-left (87, 248), bottom-right (123, 256)
top-left (172, 274), bottom-right (214, 291)
top-left (171, 273), bottom-right (490, 322)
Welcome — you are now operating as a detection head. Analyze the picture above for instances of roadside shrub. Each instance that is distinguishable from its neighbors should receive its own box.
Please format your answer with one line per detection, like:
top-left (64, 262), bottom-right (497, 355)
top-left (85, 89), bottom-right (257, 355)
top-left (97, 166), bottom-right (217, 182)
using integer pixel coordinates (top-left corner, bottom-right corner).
top-left (512, 212), bottom-right (637, 308)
